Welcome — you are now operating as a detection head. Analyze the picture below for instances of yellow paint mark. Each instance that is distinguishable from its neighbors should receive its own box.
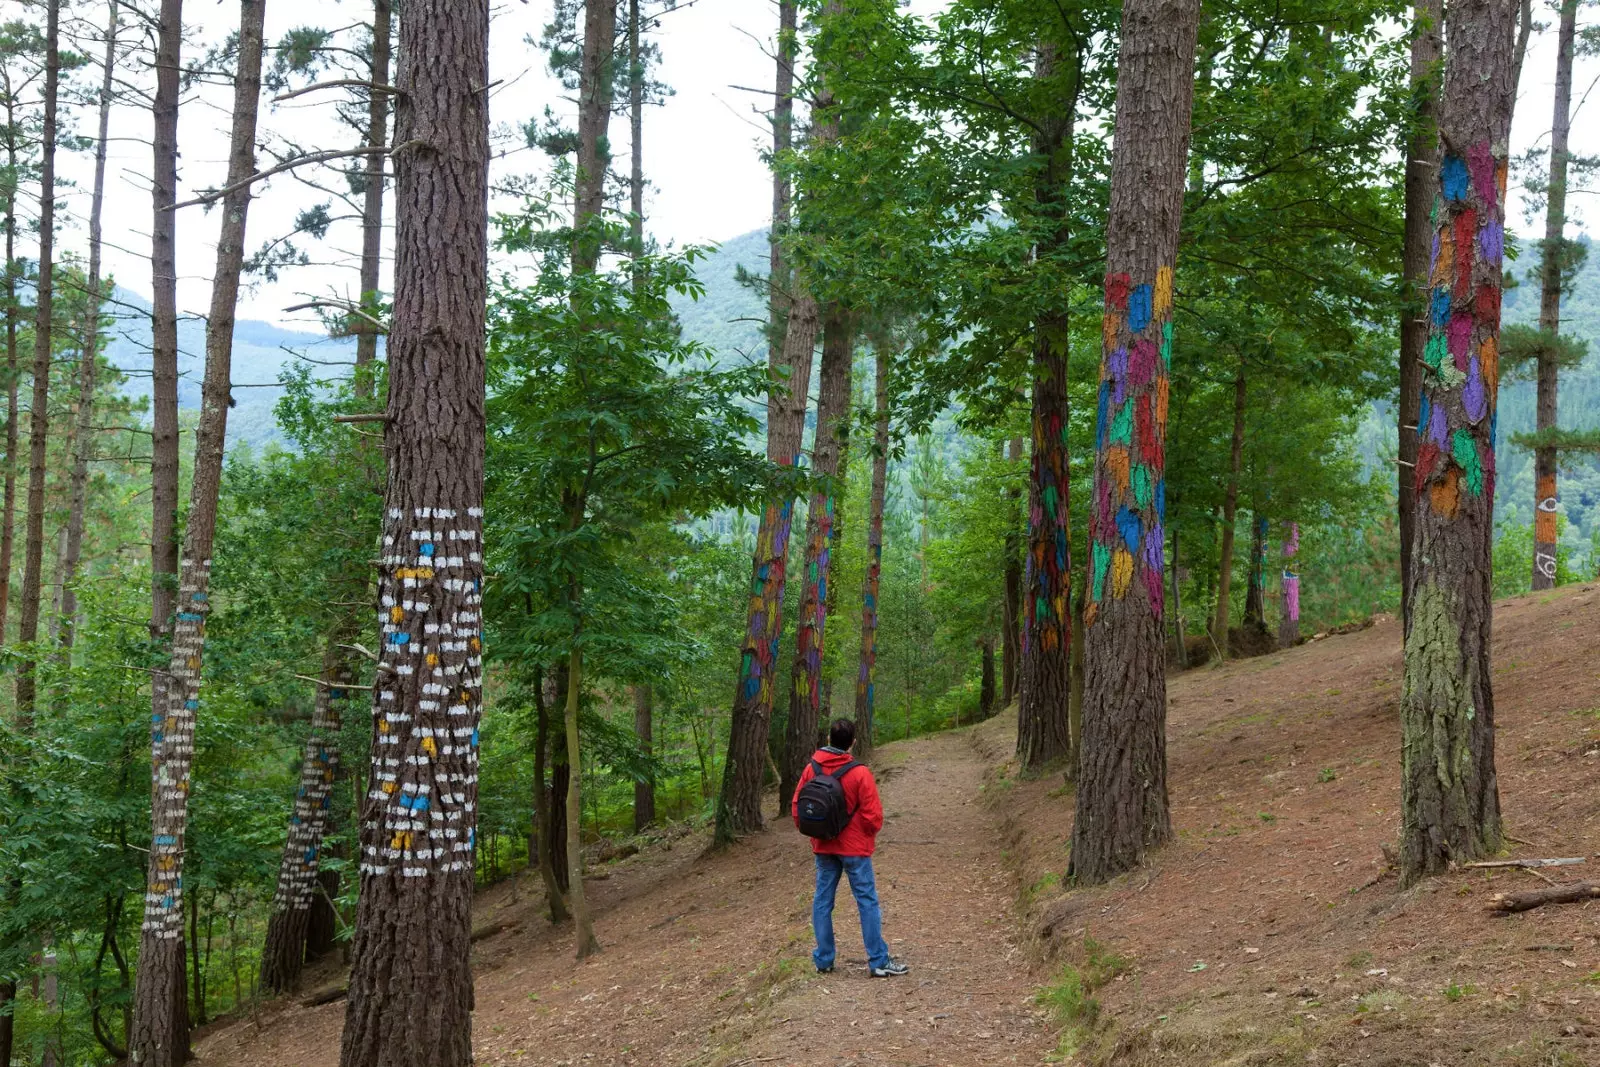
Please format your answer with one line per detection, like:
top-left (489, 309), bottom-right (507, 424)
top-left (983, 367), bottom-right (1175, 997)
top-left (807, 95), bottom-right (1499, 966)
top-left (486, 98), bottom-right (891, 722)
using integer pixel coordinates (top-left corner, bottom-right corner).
top-left (469, 637), bottom-right (481, 653)
top-left (389, 831), bottom-right (412, 850)
top-left (390, 605), bottom-right (405, 623)
top-left (426, 652), bottom-right (439, 667)
top-left (378, 718), bottom-right (391, 734)
top-left (382, 780), bottom-right (398, 795)
top-left (421, 737), bottom-right (438, 758)
top-left (395, 567), bottom-right (435, 580)
top-left (1112, 548), bottom-right (1134, 598)
top-left (1153, 266), bottom-right (1173, 318)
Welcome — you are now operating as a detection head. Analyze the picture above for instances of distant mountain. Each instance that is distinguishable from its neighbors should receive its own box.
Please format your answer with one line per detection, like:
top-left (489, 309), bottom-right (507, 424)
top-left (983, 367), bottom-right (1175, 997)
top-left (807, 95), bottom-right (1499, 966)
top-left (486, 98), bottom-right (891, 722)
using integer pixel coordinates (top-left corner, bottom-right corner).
top-left (668, 227), bottom-right (770, 365)
top-left (101, 286), bottom-right (359, 448)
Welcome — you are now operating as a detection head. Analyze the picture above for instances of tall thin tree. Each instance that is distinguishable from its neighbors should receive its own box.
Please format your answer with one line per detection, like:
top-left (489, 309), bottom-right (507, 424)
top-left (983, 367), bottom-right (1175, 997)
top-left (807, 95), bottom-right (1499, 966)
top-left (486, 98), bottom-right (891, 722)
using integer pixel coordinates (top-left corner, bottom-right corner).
top-left (1001, 435), bottom-right (1022, 704)
top-left (355, 0), bottom-right (392, 399)
top-left (854, 342), bottom-right (890, 762)
top-left (130, 3), bottom-right (266, 1062)
top-left (1399, 0), bottom-right (1517, 886)
top-left (1070, 0), bottom-right (1200, 885)
top-left (338, 0), bottom-right (490, 1058)
top-left (1209, 365), bottom-right (1247, 658)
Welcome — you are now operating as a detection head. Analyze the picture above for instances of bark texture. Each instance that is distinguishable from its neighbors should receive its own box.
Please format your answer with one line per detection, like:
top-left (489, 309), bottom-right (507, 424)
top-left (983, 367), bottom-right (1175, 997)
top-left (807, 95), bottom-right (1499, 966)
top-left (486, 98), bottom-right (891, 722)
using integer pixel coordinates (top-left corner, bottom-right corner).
top-left (338, 1), bottom-right (489, 1061)
top-left (150, 0), bottom-right (182, 690)
top-left (1071, 0), bottom-right (1199, 885)
top-left (767, 0), bottom-right (798, 347)
top-left (633, 685), bottom-right (655, 832)
top-left (1530, 0), bottom-right (1576, 591)
top-left (1278, 522), bottom-right (1300, 648)
top-left (1209, 367), bottom-right (1247, 658)
top-left (131, 5), bottom-right (264, 1061)
top-left (1242, 513), bottom-right (1268, 630)
top-left (1002, 436), bottom-right (1023, 705)
top-left (1399, 0), bottom-right (1516, 887)
top-left (355, 0), bottom-right (392, 396)
top-left (15, 0), bottom-right (60, 723)
top-left (779, 310), bottom-right (853, 811)
top-left (0, 92), bottom-right (17, 647)
top-left (1400, 0), bottom-right (1443, 625)
top-left (572, 0), bottom-right (617, 275)
top-left (261, 645), bottom-right (354, 993)
top-left (854, 343), bottom-right (890, 761)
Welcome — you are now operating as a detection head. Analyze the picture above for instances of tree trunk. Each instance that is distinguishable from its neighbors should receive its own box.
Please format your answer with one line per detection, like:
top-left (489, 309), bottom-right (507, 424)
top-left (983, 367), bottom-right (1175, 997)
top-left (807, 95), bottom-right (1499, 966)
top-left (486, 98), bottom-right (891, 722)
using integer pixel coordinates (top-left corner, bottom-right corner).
top-left (715, 0), bottom-right (813, 845)
top-left (1278, 521), bottom-right (1300, 648)
top-left (1017, 39), bottom-right (1075, 773)
top-left (1001, 436), bottom-right (1023, 705)
top-left (338, 0), bottom-right (489, 1061)
top-left (15, 0), bottom-right (61, 724)
top-left (779, 310), bottom-right (853, 811)
top-left (131, 4), bottom-right (264, 1061)
top-left (1067, 566), bottom-right (1086, 762)
top-left (0, 94), bottom-right (18, 648)
top-left (628, 0), bottom-right (645, 288)
top-left (1530, 0), bottom-right (1575, 591)
top-left (716, 296), bottom-right (820, 843)
top-left (354, 0), bottom-right (392, 398)
top-left (1169, 522), bottom-right (1187, 666)
top-left (59, 0), bottom-right (119, 656)
top-left (1071, 0), bottom-right (1199, 886)
top-left (563, 649), bottom-right (599, 958)
top-left (633, 685), bottom-right (655, 832)
top-left (261, 642), bottom-right (354, 993)
top-left (533, 665), bottom-right (569, 916)
top-left (1399, 0), bottom-right (1515, 887)
top-left (1399, 0), bottom-right (1443, 628)
top-left (1242, 512), bottom-right (1267, 631)
top-left (572, 0), bottom-right (618, 275)
top-left (980, 638), bottom-right (995, 718)
top-left (853, 343), bottom-right (889, 760)
top-left (1209, 366), bottom-right (1247, 658)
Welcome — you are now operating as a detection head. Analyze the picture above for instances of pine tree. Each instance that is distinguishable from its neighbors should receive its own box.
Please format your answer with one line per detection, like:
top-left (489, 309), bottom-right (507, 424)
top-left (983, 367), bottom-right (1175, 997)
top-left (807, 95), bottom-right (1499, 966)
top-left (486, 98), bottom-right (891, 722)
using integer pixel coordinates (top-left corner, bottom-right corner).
top-left (1399, 0), bottom-right (1519, 886)
top-left (1208, 366), bottom-right (1247, 659)
top-left (130, 3), bottom-right (266, 1061)
top-left (338, 0), bottom-right (489, 1058)
top-left (355, 0), bottom-right (393, 397)
top-left (1070, 0), bottom-right (1201, 886)
top-left (854, 343), bottom-right (890, 761)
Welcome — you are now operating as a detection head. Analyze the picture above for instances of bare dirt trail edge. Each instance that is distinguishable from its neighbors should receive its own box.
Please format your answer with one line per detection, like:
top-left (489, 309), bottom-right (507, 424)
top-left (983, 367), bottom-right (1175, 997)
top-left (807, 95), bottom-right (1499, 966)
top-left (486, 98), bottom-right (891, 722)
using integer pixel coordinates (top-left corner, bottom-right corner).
top-left (195, 729), bottom-right (1054, 1067)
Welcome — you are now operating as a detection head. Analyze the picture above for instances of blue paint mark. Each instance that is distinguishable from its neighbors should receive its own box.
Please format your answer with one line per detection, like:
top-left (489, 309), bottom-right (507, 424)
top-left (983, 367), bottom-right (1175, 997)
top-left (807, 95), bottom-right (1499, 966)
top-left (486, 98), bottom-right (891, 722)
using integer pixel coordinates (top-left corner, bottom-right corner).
top-left (155, 834), bottom-right (176, 846)
top-left (185, 699), bottom-right (199, 711)
top-left (1128, 285), bottom-right (1153, 333)
top-left (390, 633), bottom-right (410, 646)
top-left (420, 542), bottom-right (436, 557)
top-left (1156, 479), bottom-right (1166, 523)
top-left (398, 792), bottom-right (431, 813)
top-left (1116, 506), bottom-right (1142, 553)
top-left (1095, 381), bottom-right (1110, 450)
top-left (1418, 394), bottom-right (1431, 439)
top-left (191, 592), bottom-right (208, 603)
top-left (177, 612), bottom-right (204, 622)
top-left (1430, 289), bottom-right (1451, 326)
top-left (1441, 155), bottom-right (1469, 201)
top-left (470, 728), bottom-right (480, 748)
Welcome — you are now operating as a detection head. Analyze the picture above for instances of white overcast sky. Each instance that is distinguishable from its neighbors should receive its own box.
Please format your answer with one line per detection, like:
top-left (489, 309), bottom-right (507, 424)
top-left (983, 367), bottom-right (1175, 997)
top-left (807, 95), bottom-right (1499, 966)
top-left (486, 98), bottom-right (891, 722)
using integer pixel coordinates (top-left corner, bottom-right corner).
top-left (41, 1), bottom-right (1600, 331)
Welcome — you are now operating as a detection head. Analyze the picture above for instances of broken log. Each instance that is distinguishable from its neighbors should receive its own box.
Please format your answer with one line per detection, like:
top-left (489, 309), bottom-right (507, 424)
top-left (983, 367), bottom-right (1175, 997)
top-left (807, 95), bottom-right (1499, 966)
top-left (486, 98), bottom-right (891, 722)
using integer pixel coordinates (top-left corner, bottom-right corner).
top-left (1464, 857), bottom-right (1586, 870)
top-left (1490, 882), bottom-right (1600, 914)
top-left (300, 982), bottom-right (348, 1007)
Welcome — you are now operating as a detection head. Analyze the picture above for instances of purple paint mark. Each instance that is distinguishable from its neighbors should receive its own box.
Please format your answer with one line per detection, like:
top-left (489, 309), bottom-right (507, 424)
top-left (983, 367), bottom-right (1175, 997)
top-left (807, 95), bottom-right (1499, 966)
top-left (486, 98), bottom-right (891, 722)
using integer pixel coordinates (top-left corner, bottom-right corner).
top-left (1429, 231), bottom-right (1440, 275)
top-left (1478, 220), bottom-right (1503, 266)
top-left (1283, 576), bottom-right (1300, 622)
top-left (1464, 357), bottom-right (1487, 423)
top-left (1467, 141), bottom-right (1496, 208)
top-left (1448, 312), bottom-right (1473, 368)
top-left (1110, 345), bottom-right (1129, 406)
top-left (1428, 397), bottom-right (1448, 448)
top-left (1129, 337), bottom-right (1159, 391)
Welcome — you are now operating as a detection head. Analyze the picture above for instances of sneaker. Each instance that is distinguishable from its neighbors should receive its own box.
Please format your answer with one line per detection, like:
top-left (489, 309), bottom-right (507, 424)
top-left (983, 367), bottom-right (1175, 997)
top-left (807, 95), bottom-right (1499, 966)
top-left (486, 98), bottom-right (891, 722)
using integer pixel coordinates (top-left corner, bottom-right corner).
top-left (870, 959), bottom-right (909, 978)
top-left (816, 964), bottom-right (834, 974)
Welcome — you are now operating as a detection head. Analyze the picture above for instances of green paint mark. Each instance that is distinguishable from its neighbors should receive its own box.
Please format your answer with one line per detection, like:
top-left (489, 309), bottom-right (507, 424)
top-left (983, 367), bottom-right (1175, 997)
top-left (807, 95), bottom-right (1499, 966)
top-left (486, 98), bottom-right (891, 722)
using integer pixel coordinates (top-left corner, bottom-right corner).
top-left (1452, 430), bottom-right (1483, 495)
top-left (1092, 542), bottom-right (1110, 602)
top-left (1132, 464), bottom-right (1152, 509)
top-left (1110, 402), bottom-right (1133, 445)
top-left (1161, 321), bottom-right (1174, 367)
top-left (1423, 334), bottom-right (1447, 371)
top-left (1043, 484), bottom-right (1058, 519)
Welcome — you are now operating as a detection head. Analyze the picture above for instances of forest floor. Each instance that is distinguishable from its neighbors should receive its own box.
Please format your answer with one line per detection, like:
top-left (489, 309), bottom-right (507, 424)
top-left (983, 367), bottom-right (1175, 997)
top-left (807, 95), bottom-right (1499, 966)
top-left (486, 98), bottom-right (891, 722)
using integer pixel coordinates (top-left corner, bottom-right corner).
top-left (197, 583), bottom-right (1600, 1067)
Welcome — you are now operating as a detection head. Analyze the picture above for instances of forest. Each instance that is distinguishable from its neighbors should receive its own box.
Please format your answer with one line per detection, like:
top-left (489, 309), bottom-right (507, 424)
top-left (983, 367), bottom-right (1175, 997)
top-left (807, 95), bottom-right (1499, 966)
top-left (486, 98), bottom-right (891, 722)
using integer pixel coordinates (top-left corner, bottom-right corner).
top-left (0, 0), bottom-right (1597, 1064)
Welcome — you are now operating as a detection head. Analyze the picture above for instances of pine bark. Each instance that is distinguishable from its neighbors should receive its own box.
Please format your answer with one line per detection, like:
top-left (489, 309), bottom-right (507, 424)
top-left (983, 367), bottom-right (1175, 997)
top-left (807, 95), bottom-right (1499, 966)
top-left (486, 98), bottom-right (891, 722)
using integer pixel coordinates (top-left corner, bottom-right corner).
top-left (354, 0), bottom-right (392, 398)
top-left (1399, 0), bottom-right (1516, 887)
top-left (779, 310), bottom-right (853, 809)
top-left (854, 343), bottom-right (889, 761)
top-left (1001, 436), bottom-right (1022, 704)
top-left (261, 645), bottom-right (355, 992)
top-left (717, 0), bottom-right (811, 841)
top-left (131, 4), bottom-right (264, 1061)
top-left (15, 0), bottom-right (61, 724)
top-left (633, 685), bottom-right (655, 832)
top-left (1071, 0), bottom-right (1199, 885)
top-left (1278, 521), bottom-right (1300, 647)
top-left (628, 0), bottom-right (645, 286)
top-left (1242, 512), bottom-right (1267, 630)
top-left (59, 0), bottom-right (119, 655)
top-left (564, 651), bottom-right (599, 957)
top-left (1530, 0), bottom-right (1576, 591)
top-left (1209, 366), bottom-right (1247, 659)
top-left (572, 0), bottom-right (617, 275)
top-left (1399, 0), bottom-right (1443, 627)
top-left (150, 0), bottom-right (183, 697)
top-left (337, 0), bottom-right (489, 1061)
top-left (1017, 41), bottom-right (1075, 773)
top-left (0, 90), bottom-right (18, 646)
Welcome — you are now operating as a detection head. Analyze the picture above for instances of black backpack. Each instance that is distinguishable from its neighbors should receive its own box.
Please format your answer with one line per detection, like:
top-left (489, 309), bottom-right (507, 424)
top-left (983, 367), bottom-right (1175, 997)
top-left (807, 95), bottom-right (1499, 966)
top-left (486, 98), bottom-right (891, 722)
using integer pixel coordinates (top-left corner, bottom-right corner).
top-left (795, 759), bottom-right (863, 840)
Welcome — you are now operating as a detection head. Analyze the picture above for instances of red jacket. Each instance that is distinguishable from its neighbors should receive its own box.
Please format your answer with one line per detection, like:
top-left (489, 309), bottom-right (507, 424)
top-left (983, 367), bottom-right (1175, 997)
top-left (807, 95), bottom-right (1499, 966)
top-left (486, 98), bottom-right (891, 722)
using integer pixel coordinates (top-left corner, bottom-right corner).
top-left (791, 747), bottom-right (884, 857)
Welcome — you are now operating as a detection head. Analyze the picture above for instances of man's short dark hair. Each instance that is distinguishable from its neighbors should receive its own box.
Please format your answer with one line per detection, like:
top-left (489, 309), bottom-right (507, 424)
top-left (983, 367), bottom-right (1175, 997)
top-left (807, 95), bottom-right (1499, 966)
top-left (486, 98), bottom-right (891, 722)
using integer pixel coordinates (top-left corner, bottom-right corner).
top-left (829, 718), bottom-right (856, 751)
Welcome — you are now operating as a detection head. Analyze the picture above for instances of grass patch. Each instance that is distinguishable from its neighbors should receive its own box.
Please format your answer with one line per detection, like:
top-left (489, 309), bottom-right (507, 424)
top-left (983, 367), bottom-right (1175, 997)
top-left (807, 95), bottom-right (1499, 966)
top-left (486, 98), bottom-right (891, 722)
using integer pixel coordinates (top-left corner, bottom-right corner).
top-left (1036, 936), bottom-right (1131, 1059)
top-left (1317, 768), bottom-right (1337, 783)
top-left (1442, 980), bottom-right (1477, 1002)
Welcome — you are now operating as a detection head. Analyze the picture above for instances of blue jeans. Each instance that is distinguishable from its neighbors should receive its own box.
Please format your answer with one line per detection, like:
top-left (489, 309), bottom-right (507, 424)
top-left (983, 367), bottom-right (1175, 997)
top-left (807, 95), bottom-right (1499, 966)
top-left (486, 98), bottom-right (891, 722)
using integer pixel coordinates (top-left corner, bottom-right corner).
top-left (812, 854), bottom-right (890, 970)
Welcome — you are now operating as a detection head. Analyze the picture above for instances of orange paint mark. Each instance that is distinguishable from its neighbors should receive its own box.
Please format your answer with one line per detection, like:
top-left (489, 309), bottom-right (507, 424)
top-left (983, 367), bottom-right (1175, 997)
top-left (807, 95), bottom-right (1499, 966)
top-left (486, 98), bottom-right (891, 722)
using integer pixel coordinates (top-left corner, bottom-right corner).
top-left (1084, 600), bottom-right (1098, 628)
top-left (1480, 337), bottom-right (1498, 404)
top-left (1107, 446), bottom-right (1131, 498)
top-left (1103, 311), bottom-right (1120, 354)
top-left (1536, 473), bottom-right (1558, 542)
top-left (1433, 227), bottom-right (1454, 288)
top-left (1430, 467), bottom-right (1461, 519)
top-left (1155, 376), bottom-right (1169, 428)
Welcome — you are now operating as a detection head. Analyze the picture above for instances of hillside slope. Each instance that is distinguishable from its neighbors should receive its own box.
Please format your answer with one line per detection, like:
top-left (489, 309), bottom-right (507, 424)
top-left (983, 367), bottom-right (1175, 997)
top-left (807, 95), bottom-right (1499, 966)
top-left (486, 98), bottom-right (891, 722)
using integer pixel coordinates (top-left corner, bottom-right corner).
top-left (196, 585), bottom-right (1600, 1067)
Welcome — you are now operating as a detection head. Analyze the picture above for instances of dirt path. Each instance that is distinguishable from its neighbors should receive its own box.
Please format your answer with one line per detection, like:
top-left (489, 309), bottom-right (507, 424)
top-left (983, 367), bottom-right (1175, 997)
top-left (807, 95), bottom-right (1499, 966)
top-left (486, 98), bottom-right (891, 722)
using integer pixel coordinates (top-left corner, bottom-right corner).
top-left (197, 729), bottom-right (1054, 1067)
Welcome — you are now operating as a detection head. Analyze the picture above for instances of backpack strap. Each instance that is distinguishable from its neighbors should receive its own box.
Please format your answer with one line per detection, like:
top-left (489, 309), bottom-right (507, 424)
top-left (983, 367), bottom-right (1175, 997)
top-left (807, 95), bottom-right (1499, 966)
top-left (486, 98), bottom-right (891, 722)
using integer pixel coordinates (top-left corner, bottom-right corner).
top-left (809, 759), bottom-right (825, 779)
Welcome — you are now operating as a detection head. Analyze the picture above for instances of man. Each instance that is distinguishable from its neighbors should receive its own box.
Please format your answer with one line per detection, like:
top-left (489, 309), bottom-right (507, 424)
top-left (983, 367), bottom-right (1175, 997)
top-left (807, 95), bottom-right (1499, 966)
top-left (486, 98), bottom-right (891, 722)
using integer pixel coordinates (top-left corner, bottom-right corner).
top-left (791, 718), bottom-right (909, 977)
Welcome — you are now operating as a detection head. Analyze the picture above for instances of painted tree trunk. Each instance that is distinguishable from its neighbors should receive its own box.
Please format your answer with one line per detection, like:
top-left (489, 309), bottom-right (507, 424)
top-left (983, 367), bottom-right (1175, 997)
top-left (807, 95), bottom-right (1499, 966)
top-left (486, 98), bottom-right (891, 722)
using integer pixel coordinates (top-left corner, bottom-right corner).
top-left (1399, 0), bottom-right (1516, 887)
top-left (1071, 0), bottom-right (1199, 886)
top-left (634, 685), bottom-right (655, 831)
top-left (1530, 0), bottom-right (1576, 591)
top-left (261, 644), bottom-right (355, 992)
top-left (1243, 512), bottom-right (1268, 630)
top-left (1001, 437), bottom-right (1023, 706)
top-left (15, 0), bottom-right (60, 724)
top-left (0, 112), bottom-right (17, 647)
top-left (564, 650), bottom-right (599, 957)
top-left (854, 344), bottom-right (890, 761)
top-left (1399, 0), bottom-right (1443, 628)
top-left (1017, 39), bottom-right (1075, 773)
top-left (130, 6), bottom-right (264, 1061)
top-left (1278, 522), bottom-right (1300, 648)
top-left (59, 0), bottom-right (119, 656)
top-left (337, 1), bottom-right (489, 1061)
top-left (354, 0), bottom-right (392, 397)
top-left (572, 0), bottom-right (617, 275)
top-left (1209, 367), bottom-right (1247, 659)
top-left (716, 289), bottom-right (819, 843)
top-left (779, 310), bottom-right (854, 811)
